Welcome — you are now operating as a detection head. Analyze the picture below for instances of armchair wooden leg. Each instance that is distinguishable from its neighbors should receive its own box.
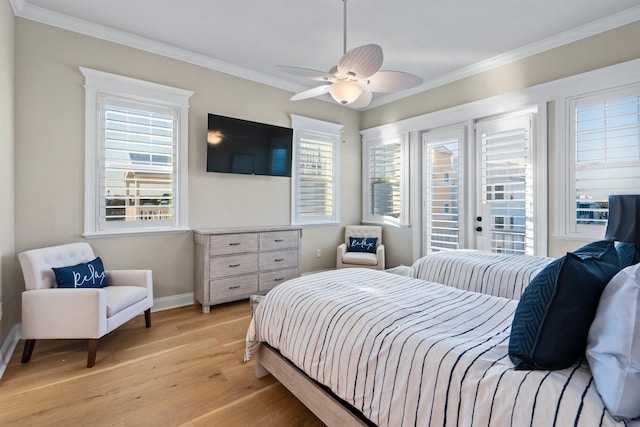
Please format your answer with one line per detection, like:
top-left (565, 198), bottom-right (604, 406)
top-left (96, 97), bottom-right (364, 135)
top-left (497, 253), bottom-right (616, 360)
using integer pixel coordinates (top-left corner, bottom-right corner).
top-left (21, 339), bottom-right (36, 363)
top-left (144, 308), bottom-right (151, 328)
top-left (87, 339), bottom-right (99, 368)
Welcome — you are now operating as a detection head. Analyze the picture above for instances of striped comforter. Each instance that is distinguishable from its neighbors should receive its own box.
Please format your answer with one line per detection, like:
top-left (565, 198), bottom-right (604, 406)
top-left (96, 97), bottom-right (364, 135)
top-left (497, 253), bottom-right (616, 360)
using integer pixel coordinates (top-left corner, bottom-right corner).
top-left (410, 250), bottom-right (553, 300)
top-left (245, 268), bottom-right (623, 427)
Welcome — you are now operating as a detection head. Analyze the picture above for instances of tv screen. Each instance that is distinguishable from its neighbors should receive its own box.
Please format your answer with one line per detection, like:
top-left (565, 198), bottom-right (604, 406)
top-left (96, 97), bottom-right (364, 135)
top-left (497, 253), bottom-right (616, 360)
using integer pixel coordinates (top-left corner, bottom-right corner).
top-left (206, 114), bottom-right (293, 177)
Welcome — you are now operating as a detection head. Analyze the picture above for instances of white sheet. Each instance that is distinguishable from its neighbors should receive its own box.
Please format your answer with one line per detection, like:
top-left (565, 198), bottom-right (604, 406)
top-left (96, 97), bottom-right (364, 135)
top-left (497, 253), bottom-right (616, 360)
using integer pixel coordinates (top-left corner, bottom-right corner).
top-left (245, 268), bottom-right (624, 427)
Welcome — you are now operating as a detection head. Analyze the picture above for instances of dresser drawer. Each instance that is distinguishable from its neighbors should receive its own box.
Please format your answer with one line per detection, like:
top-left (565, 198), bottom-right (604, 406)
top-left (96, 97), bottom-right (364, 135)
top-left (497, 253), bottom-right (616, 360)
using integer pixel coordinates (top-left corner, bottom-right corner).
top-left (210, 253), bottom-right (258, 278)
top-left (259, 268), bottom-right (299, 292)
top-left (260, 230), bottom-right (299, 251)
top-left (210, 275), bottom-right (258, 301)
top-left (259, 249), bottom-right (298, 271)
top-left (210, 233), bottom-right (258, 256)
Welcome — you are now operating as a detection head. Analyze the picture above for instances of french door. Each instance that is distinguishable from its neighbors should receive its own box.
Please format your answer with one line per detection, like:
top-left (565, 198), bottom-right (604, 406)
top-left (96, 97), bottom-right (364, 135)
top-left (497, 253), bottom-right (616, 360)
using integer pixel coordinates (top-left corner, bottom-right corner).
top-left (475, 114), bottom-right (534, 255)
top-left (422, 113), bottom-right (535, 256)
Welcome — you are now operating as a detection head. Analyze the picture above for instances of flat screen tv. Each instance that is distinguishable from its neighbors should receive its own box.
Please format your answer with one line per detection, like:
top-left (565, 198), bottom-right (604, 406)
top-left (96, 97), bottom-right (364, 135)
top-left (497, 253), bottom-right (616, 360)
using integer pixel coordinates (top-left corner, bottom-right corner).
top-left (206, 114), bottom-right (293, 177)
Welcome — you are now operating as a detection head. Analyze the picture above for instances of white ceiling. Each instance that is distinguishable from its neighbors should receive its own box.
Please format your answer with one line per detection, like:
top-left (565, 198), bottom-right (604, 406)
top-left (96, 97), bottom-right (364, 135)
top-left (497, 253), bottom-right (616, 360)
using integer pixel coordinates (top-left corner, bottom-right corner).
top-left (11, 0), bottom-right (640, 109)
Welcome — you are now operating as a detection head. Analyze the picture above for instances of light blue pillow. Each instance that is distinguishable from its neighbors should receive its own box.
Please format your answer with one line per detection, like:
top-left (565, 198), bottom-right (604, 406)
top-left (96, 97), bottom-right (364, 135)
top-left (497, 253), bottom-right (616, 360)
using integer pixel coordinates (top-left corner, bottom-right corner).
top-left (509, 240), bottom-right (620, 370)
top-left (586, 263), bottom-right (640, 422)
top-left (52, 257), bottom-right (109, 288)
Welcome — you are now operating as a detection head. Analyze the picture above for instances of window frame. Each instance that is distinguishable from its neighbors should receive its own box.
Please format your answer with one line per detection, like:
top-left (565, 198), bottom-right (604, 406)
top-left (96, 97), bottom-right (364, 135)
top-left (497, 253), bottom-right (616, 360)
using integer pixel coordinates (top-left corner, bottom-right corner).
top-left (361, 132), bottom-right (410, 226)
top-left (81, 67), bottom-right (193, 237)
top-left (290, 114), bottom-right (342, 226)
top-left (556, 75), bottom-right (640, 241)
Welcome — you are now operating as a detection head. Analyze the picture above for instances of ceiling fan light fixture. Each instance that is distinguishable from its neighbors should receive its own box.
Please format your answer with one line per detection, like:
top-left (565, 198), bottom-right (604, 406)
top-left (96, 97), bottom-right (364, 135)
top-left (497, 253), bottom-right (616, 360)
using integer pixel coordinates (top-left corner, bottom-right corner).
top-left (328, 80), bottom-right (363, 104)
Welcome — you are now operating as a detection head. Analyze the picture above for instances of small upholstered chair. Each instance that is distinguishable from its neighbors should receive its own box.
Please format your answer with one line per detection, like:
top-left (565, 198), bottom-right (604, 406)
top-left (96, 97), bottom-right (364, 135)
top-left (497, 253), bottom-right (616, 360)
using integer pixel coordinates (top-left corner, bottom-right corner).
top-left (337, 225), bottom-right (385, 270)
top-left (18, 242), bottom-right (153, 368)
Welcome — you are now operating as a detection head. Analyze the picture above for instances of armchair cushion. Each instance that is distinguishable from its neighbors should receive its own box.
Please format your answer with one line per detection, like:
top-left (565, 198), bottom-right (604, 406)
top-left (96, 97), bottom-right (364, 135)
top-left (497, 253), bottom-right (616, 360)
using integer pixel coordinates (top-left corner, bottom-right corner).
top-left (349, 237), bottom-right (378, 253)
top-left (52, 257), bottom-right (109, 289)
top-left (105, 286), bottom-right (149, 317)
top-left (343, 251), bottom-right (379, 266)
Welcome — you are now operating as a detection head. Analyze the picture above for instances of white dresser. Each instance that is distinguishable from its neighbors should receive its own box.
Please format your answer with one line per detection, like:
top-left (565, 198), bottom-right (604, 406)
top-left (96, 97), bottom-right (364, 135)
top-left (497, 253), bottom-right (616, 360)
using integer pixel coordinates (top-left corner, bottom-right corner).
top-left (193, 226), bottom-right (302, 313)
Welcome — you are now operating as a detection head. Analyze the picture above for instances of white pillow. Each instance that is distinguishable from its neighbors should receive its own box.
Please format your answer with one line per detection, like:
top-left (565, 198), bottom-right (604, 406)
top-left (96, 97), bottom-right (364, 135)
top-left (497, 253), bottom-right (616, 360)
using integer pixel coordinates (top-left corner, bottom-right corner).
top-left (586, 263), bottom-right (640, 421)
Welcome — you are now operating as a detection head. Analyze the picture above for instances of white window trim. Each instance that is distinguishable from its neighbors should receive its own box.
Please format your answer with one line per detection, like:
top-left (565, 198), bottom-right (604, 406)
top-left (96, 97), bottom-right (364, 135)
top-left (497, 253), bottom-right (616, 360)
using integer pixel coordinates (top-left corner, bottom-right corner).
top-left (361, 132), bottom-right (410, 226)
top-left (81, 67), bottom-right (193, 238)
top-left (290, 114), bottom-right (342, 226)
top-left (556, 64), bottom-right (640, 240)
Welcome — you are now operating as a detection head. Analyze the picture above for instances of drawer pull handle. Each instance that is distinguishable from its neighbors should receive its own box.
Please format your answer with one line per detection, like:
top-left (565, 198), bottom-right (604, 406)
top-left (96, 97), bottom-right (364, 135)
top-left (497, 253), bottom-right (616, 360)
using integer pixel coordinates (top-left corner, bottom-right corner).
top-left (228, 285), bottom-right (241, 290)
top-left (229, 263), bottom-right (241, 267)
top-left (274, 258), bottom-right (284, 262)
top-left (274, 277), bottom-right (284, 282)
top-left (274, 239), bottom-right (284, 242)
top-left (229, 243), bottom-right (241, 246)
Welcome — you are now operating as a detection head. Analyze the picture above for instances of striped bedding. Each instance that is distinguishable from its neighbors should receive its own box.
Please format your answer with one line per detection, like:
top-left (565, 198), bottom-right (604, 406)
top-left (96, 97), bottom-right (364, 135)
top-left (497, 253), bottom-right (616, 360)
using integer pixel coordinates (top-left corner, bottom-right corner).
top-left (409, 250), bottom-right (553, 300)
top-left (245, 268), bottom-right (624, 427)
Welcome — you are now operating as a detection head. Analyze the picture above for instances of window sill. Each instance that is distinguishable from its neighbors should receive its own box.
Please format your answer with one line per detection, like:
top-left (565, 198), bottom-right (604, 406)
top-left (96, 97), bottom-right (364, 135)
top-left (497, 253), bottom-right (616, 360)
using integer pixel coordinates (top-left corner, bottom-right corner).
top-left (83, 227), bottom-right (191, 239)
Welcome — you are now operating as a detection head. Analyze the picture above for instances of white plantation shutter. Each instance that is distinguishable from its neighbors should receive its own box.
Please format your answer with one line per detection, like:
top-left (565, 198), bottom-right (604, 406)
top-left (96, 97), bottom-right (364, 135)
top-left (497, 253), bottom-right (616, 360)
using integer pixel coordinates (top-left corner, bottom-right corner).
top-left (101, 99), bottom-right (176, 226)
top-left (291, 115), bottom-right (341, 225)
top-left (571, 87), bottom-right (640, 233)
top-left (423, 127), bottom-right (463, 254)
top-left (370, 143), bottom-right (401, 218)
top-left (362, 134), bottom-right (409, 225)
top-left (298, 134), bottom-right (334, 217)
top-left (477, 115), bottom-right (533, 255)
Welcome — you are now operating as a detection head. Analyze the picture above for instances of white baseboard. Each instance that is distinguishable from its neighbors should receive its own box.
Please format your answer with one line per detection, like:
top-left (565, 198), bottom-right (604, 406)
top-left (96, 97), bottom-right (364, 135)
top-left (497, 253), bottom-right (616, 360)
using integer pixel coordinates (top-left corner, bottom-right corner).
top-left (0, 324), bottom-right (22, 381)
top-left (151, 292), bottom-right (195, 312)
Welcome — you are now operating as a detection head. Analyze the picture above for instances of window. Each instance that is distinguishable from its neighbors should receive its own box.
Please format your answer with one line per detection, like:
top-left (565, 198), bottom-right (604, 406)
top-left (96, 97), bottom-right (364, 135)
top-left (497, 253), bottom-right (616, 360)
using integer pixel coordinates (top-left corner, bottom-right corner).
top-left (291, 115), bottom-right (342, 225)
top-left (362, 134), bottom-right (409, 225)
top-left (81, 67), bottom-right (192, 236)
top-left (559, 83), bottom-right (640, 240)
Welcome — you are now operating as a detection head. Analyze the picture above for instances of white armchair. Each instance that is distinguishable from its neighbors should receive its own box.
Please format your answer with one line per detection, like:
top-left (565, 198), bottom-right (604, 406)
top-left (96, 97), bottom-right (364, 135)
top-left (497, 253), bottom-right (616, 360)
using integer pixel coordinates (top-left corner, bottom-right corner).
top-left (18, 242), bottom-right (153, 368)
top-left (337, 225), bottom-right (385, 270)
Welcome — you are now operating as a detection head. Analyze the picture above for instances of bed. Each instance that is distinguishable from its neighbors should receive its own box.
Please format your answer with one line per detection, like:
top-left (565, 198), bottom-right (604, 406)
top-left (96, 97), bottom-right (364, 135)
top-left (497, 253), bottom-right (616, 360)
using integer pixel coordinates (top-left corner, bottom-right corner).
top-left (245, 253), bottom-right (631, 427)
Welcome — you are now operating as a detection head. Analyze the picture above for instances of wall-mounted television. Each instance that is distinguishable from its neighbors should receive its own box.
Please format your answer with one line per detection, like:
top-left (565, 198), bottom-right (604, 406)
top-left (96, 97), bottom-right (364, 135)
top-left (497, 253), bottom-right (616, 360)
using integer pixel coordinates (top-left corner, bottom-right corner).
top-left (206, 114), bottom-right (293, 177)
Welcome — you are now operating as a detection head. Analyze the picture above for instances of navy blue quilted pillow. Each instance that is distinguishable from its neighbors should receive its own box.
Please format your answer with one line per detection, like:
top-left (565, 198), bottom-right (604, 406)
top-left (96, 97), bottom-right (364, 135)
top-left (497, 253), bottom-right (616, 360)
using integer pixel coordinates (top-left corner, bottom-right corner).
top-left (616, 242), bottom-right (640, 268)
top-left (349, 237), bottom-right (377, 254)
top-left (52, 257), bottom-right (109, 289)
top-left (509, 240), bottom-right (620, 370)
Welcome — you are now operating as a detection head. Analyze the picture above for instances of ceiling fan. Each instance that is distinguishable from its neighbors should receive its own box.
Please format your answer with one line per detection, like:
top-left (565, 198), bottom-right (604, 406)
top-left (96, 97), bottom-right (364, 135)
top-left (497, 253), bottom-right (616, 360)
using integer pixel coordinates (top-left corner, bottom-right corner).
top-left (278, 0), bottom-right (423, 108)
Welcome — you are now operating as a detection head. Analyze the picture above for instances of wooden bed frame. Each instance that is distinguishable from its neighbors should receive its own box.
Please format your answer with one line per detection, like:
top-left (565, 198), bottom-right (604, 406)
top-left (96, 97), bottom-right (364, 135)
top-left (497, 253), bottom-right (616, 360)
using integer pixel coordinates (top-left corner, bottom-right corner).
top-left (256, 344), bottom-right (369, 426)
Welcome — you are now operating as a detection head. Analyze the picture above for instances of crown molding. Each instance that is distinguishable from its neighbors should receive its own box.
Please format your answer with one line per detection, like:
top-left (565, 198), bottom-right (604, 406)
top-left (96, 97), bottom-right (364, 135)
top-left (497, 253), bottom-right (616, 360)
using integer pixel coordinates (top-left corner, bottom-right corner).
top-left (8, 0), bottom-right (307, 95)
top-left (368, 5), bottom-right (640, 109)
top-left (10, 0), bottom-right (640, 111)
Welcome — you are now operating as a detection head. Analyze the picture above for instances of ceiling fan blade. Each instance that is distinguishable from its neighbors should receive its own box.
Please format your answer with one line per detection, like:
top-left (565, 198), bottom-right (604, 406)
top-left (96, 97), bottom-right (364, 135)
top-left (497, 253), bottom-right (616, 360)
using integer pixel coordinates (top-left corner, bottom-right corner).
top-left (290, 85), bottom-right (331, 101)
top-left (366, 70), bottom-right (423, 92)
top-left (337, 44), bottom-right (383, 79)
top-left (348, 88), bottom-right (373, 109)
top-left (276, 65), bottom-right (334, 82)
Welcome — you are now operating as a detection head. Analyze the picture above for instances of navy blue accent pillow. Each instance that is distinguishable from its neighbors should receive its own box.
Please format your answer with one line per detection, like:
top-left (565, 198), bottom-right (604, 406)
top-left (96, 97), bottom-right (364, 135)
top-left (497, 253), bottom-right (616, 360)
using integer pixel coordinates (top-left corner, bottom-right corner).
top-left (52, 257), bottom-right (109, 289)
top-left (616, 242), bottom-right (640, 268)
top-left (349, 237), bottom-right (378, 254)
top-left (508, 240), bottom-right (620, 370)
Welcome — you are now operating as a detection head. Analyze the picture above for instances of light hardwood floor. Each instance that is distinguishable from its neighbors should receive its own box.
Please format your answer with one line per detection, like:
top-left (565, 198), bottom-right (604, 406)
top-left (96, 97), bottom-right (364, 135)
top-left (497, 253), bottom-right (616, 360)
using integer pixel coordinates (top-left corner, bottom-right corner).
top-left (0, 300), bottom-right (324, 426)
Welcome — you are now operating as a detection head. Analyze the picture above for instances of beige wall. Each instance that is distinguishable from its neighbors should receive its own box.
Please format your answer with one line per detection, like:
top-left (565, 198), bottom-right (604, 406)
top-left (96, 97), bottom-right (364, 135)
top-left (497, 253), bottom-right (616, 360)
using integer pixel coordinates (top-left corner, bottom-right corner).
top-left (362, 21), bottom-right (640, 263)
top-left (13, 18), bottom-right (362, 309)
top-left (0, 0), bottom-right (16, 345)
